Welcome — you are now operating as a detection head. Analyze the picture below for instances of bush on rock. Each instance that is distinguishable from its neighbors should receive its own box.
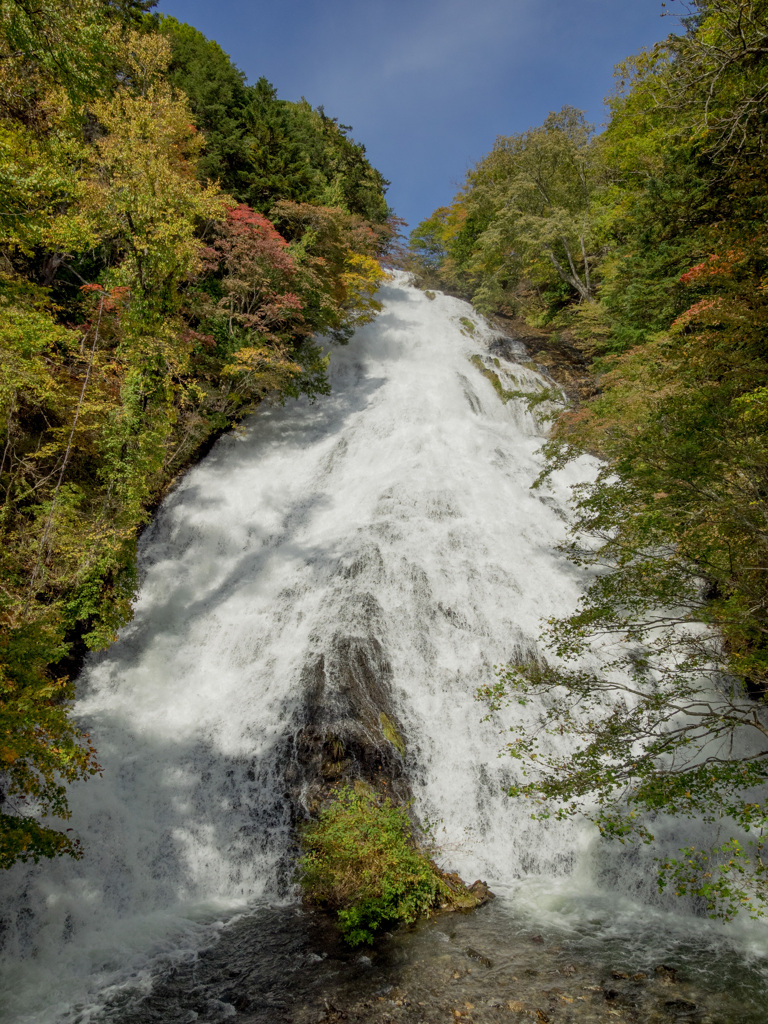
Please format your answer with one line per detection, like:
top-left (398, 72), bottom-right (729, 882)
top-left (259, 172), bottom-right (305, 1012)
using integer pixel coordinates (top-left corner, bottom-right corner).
top-left (298, 785), bottom-right (478, 946)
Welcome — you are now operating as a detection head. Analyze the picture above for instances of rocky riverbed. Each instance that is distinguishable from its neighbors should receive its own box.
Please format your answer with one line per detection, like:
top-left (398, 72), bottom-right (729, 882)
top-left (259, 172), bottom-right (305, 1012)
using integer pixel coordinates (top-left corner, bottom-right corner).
top-left (78, 895), bottom-right (768, 1024)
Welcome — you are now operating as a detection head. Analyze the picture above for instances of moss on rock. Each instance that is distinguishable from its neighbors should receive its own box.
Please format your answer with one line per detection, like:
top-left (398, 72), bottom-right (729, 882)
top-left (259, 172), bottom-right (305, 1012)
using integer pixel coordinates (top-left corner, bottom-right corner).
top-left (468, 354), bottom-right (518, 404)
top-left (380, 712), bottom-right (406, 756)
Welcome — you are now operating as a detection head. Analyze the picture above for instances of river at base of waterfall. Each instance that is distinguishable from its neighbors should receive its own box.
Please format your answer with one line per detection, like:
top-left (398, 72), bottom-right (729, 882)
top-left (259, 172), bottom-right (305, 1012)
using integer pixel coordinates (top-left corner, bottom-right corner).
top-left (49, 890), bottom-right (768, 1023)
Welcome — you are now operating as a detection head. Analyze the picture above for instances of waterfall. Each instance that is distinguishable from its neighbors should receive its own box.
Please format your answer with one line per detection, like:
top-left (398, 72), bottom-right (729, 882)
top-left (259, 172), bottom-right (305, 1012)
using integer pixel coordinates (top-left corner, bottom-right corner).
top-left (1, 274), bottom-right (766, 1022)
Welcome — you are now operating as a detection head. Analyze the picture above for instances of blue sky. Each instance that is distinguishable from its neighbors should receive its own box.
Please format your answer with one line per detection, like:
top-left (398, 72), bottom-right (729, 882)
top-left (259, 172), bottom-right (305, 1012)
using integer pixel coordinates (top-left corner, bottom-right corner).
top-left (157, 0), bottom-right (673, 230)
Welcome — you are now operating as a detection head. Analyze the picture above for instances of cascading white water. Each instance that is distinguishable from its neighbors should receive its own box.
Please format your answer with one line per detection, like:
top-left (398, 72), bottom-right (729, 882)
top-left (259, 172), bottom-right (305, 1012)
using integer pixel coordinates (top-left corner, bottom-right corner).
top-left (1, 274), bottom-right (766, 1022)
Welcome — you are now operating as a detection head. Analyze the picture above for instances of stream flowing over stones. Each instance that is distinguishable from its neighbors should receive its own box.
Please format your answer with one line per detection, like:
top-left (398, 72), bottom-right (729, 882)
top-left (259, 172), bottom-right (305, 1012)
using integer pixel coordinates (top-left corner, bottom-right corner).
top-left (2, 275), bottom-right (768, 1023)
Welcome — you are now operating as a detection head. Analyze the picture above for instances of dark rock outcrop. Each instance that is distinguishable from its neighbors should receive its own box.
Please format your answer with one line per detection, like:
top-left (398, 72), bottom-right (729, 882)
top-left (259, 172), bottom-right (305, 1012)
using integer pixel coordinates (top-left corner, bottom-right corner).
top-left (284, 626), bottom-right (411, 818)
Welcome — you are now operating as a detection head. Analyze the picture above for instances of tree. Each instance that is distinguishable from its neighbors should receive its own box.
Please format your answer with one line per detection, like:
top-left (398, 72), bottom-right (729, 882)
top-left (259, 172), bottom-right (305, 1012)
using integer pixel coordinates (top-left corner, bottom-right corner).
top-left (408, 207), bottom-right (451, 271)
top-left (159, 17), bottom-right (390, 225)
top-left (190, 203), bottom-right (329, 419)
top-left (0, 0), bottom-right (113, 112)
top-left (204, 204), bottom-right (304, 343)
top-left (0, 622), bottom-right (102, 868)
top-left (470, 107), bottom-right (601, 304)
top-left (272, 199), bottom-right (388, 341)
top-left (160, 15), bottom-right (251, 194)
top-left (483, 202), bottom-right (768, 920)
top-left (665, 0), bottom-right (768, 158)
top-left (408, 107), bottom-right (605, 314)
top-left (85, 31), bottom-right (228, 305)
top-left (481, 634), bottom-right (768, 919)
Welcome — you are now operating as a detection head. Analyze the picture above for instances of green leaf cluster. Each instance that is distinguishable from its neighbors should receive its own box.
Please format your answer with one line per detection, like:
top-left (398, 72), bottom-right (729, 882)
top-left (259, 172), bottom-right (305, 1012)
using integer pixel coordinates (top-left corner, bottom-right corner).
top-left (159, 16), bottom-right (390, 225)
top-left (298, 786), bottom-right (460, 946)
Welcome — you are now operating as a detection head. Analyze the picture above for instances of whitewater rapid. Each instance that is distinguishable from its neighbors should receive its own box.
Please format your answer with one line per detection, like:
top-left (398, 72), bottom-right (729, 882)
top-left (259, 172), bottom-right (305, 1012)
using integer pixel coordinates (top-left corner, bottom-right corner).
top-left (1, 275), bottom-right (765, 1022)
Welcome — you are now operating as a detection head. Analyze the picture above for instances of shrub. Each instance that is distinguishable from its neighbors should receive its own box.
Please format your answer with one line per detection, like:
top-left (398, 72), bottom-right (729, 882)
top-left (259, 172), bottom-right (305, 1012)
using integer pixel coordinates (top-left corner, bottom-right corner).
top-left (298, 786), bottom-right (450, 946)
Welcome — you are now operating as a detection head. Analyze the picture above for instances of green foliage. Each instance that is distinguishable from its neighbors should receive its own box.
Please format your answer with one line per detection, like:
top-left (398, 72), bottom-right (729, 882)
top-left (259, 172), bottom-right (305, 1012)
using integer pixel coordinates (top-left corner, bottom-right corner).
top-left (409, 207), bottom-right (451, 271)
top-left (379, 712), bottom-right (405, 756)
top-left (409, 4), bottom-right (768, 338)
top-left (272, 198), bottom-right (389, 341)
top-left (481, 629), bottom-right (768, 921)
top-left (663, 0), bottom-right (768, 159)
top-left (492, 222), bottom-right (768, 918)
top-left (159, 16), bottom-right (251, 193)
top-left (0, 0), bottom-right (114, 110)
top-left (298, 786), bottom-right (451, 946)
top-left (0, 592), bottom-right (101, 867)
top-left (409, 107), bottom-right (604, 314)
top-left (159, 16), bottom-right (389, 224)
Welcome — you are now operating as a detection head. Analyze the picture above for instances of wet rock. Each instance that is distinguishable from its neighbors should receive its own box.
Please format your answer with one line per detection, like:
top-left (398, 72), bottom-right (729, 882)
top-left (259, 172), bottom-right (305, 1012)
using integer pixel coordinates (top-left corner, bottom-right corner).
top-left (633, 972), bottom-right (648, 982)
top-left (466, 880), bottom-right (494, 905)
top-left (289, 635), bottom-right (493, 946)
top-left (485, 314), bottom-right (596, 405)
top-left (655, 964), bottom-right (679, 984)
top-left (435, 871), bottom-right (494, 914)
top-left (286, 630), bottom-right (412, 817)
top-left (664, 997), bottom-right (697, 1014)
top-left (464, 947), bottom-right (493, 969)
top-left (611, 970), bottom-right (629, 979)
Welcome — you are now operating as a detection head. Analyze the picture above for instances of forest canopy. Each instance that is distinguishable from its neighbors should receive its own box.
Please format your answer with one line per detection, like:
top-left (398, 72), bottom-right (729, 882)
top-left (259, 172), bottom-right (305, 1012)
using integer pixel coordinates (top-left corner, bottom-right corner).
top-left (0, 0), bottom-right (393, 868)
top-left (411, 0), bottom-right (768, 920)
